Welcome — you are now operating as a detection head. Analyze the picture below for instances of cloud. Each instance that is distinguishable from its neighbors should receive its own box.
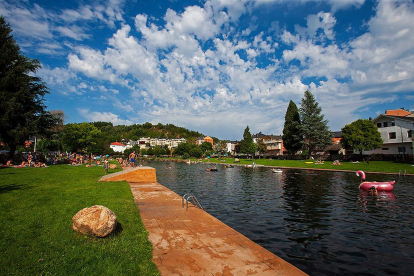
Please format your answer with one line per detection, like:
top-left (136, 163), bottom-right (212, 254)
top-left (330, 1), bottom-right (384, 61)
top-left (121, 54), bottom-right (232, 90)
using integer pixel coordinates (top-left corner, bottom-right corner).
top-left (55, 26), bottom-right (91, 41)
top-left (5, 0), bottom-right (414, 140)
top-left (0, 2), bottom-right (52, 40)
top-left (348, 0), bottom-right (414, 92)
top-left (78, 108), bottom-right (133, 125)
top-left (59, 0), bottom-right (125, 28)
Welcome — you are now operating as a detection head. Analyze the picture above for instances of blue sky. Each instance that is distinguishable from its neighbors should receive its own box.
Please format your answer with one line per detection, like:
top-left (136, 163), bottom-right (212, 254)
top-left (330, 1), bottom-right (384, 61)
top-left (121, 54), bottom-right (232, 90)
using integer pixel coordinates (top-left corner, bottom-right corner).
top-left (1, 0), bottom-right (414, 140)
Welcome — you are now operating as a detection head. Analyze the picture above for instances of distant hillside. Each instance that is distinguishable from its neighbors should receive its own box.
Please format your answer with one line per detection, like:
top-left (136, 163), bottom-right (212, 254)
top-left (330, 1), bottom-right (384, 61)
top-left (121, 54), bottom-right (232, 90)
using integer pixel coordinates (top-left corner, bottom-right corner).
top-left (91, 122), bottom-right (205, 143)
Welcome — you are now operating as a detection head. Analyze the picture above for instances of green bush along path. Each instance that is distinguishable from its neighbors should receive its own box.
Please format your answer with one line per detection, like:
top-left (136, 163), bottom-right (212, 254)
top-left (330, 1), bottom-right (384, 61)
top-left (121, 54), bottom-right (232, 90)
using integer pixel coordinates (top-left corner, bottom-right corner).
top-left (0, 165), bottom-right (159, 275)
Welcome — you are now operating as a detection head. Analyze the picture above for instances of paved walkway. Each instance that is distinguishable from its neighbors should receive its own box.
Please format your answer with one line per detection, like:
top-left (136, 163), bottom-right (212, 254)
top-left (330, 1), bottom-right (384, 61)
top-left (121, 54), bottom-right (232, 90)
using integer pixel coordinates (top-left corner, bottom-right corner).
top-left (129, 181), bottom-right (307, 276)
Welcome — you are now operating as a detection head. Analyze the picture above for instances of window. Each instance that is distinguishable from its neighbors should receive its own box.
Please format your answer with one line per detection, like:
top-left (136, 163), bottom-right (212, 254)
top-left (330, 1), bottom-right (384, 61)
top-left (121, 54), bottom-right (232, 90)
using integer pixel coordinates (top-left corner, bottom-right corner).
top-left (408, 130), bottom-right (412, 138)
top-left (383, 122), bottom-right (388, 127)
top-left (391, 121), bottom-right (395, 126)
top-left (382, 148), bottom-right (389, 150)
top-left (377, 123), bottom-right (382, 128)
top-left (389, 132), bottom-right (396, 139)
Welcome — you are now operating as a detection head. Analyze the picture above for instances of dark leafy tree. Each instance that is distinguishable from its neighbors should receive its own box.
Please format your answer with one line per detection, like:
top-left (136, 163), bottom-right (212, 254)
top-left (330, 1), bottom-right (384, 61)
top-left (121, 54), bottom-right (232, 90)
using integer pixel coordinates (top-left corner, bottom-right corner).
top-left (341, 119), bottom-right (383, 155)
top-left (199, 141), bottom-right (213, 153)
top-left (61, 123), bottom-right (101, 153)
top-left (256, 138), bottom-right (267, 157)
top-left (240, 126), bottom-right (256, 156)
top-left (153, 145), bottom-right (166, 157)
top-left (282, 100), bottom-right (302, 157)
top-left (0, 16), bottom-right (59, 159)
top-left (37, 138), bottom-right (61, 154)
top-left (146, 147), bottom-right (154, 155)
top-left (173, 142), bottom-right (195, 156)
top-left (190, 147), bottom-right (203, 158)
top-left (299, 90), bottom-right (332, 158)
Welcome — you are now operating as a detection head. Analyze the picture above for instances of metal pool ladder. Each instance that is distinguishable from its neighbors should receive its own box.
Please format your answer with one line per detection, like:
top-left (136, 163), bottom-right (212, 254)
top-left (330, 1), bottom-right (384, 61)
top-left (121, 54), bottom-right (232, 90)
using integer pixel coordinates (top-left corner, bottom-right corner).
top-left (182, 194), bottom-right (203, 211)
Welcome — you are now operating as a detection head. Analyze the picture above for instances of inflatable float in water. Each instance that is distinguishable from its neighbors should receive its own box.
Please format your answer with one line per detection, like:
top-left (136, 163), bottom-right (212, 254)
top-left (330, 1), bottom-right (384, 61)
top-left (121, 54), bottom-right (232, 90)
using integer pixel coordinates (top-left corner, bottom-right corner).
top-left (356, 170), bottom-right (395, 191)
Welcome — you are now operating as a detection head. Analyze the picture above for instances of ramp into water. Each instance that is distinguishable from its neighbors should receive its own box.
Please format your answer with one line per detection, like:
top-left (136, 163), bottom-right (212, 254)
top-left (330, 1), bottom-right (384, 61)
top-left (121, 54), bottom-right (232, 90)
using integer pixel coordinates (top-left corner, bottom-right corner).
top-left (102, 166), bottom-right (307, 275)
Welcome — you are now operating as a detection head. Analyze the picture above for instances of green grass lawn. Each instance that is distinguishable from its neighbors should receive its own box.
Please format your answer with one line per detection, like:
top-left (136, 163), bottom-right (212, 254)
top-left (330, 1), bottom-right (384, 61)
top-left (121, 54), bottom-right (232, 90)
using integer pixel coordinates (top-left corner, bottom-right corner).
top-left (170, 157), bottom-right (414, 174)
top-left (0, 165), bottom-right (159, 276)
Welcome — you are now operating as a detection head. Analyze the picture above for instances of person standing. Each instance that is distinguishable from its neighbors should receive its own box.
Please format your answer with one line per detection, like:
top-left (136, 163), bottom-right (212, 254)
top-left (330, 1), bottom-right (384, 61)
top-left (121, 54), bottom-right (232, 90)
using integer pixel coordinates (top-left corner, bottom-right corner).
top-left (129, 151), bottom-right (136, 167)
top-left (104, 159), bottom-right (109, 174)
top-left (27, 153), bottom-right (33, 166)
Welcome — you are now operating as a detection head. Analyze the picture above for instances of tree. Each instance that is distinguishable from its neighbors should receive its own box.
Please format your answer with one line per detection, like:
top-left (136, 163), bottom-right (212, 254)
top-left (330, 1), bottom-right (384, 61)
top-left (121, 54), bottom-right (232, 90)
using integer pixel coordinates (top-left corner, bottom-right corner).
top-left (240, 126), bottom-right (256, 156)
top-left (61, 123), bottom-right (101, 153)
top-left (199, 141), bottom-right (213, 153)
top-left (124, 144), bottom-right (140, 157)
top-left (0, 16), bottom-right (59, 159)
top-left (256, 138), bottom-right (267, 157)
top-left (153, 145), bottom-right (165, 157)
top-left (173, 142), bottom-right (194, 156)
top-left (190, 147), bottom-right (203, 158)
top-left (37, 138), bottom-right (60, 154)
top-left (341, 119), bottom-right (383, 154)
top-left (299, 90), bottom-right (332, 158)
top-left (282, 100), bottom-right (302, 157)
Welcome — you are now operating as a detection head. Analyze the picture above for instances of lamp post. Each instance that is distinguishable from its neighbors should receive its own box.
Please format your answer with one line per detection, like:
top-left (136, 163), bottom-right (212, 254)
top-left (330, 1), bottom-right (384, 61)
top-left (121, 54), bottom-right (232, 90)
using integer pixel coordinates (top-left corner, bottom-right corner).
top-left (396, 122), bottom-right (404, 161)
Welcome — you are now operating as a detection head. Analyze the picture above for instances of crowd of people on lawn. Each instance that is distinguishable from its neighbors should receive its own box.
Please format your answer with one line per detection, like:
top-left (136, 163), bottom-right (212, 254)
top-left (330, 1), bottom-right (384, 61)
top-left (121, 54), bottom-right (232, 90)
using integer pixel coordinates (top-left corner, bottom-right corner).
top-left (1, 152), bottom-right (113, 168)
top-left (1, 150), bottom-right (143, 172)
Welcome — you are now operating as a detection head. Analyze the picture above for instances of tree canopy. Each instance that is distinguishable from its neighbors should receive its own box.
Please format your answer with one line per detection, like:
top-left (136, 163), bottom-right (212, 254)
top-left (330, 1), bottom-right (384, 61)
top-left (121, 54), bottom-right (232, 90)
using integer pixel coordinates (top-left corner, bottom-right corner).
top-left (341, 119), bottom-right (383, 154)
top-left (240, 126), bottom-right (256, 156)
top-left (61, 123), bottom-right (101, 153)
top-left (299, 90), bottom-right (332, 157)
top-left (256, 138), bottom-right (267, 156)
top-left (0, 16), bottom-right (58, 159)
top-left (199, 141), bottom-right (213, 152)
top-left (282, 100), bottom-right (302, 157)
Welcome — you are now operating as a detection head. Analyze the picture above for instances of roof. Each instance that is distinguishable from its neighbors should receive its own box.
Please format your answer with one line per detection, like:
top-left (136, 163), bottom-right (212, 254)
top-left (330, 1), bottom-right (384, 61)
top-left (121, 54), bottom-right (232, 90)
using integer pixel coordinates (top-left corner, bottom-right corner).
top-left (332, 131), bottom-right (342, 138)
top-left (110, 142), bottom-right (126, 146)
top-left (252, 133), bottom-right (266, 138)
top-left (326, 143), bottom-right (343, 151)
top-left (385, 109), bottom-right (412, 117)
top-left (373, 114), bottom-right (414, 123)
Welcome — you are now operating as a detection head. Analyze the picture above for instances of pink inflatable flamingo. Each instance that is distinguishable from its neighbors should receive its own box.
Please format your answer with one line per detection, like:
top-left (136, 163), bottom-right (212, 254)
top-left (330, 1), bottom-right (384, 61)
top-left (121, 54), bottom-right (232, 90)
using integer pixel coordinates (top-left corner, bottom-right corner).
top-left (356, 170), bottom-right (395, 191)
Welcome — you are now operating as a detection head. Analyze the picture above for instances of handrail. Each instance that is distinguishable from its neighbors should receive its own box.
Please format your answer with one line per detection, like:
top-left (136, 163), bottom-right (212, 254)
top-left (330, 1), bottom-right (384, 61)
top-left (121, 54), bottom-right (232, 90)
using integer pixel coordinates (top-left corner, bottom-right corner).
top-left (399, 170), bottom-right (407, 177)
top-left (182, 194), bottom-right (203, 211)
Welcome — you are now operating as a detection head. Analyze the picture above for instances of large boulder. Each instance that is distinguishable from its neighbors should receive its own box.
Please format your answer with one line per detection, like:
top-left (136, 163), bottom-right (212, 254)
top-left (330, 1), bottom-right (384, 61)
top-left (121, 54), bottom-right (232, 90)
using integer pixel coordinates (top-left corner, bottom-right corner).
top-left (72, 205), bottom-right (117, 237)
top-left (109, 164), bottom-right (118, 169)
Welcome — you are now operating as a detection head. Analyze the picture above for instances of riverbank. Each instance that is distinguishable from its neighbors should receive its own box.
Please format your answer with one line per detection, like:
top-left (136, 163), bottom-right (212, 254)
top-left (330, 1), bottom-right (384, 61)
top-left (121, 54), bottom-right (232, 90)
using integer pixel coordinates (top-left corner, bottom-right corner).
top-left (139, 157), bottom-right (414, 175)
top-left (0, 165), bottom-right (159, 275)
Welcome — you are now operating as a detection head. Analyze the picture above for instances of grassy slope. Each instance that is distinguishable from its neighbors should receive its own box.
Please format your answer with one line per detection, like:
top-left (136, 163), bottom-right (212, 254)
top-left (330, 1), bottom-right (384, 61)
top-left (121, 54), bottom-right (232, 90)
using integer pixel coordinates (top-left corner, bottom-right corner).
top-left (181, 157), bottom-right (414, 174)
top-left (0, 165), bottom-right (159, 276)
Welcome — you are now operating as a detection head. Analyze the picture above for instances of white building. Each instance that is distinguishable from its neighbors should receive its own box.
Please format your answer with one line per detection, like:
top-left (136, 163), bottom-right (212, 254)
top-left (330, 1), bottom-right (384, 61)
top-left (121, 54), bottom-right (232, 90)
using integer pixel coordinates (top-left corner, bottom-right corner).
top-left (362, 109), bottom-right (414, 158)
top-left (110, 142), bottom-right (128, 153)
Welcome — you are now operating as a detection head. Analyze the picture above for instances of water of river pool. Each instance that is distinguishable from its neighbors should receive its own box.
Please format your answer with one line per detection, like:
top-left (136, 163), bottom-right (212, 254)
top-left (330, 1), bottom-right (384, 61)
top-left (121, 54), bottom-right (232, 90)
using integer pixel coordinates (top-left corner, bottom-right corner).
top-left (140, 161), bottom-right (414, 276)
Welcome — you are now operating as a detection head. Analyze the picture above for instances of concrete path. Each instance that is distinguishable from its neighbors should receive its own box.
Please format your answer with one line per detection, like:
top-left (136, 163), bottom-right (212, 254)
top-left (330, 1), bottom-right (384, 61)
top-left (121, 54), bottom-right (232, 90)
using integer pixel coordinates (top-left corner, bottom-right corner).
top-left (129, 181), bottom-right (307, 276)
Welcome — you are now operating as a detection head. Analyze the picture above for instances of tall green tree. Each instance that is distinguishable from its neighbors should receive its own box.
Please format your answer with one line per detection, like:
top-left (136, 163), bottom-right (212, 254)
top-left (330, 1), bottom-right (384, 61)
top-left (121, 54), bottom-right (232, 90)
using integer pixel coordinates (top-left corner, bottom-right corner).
top-left (0, 16), bottom-right (58, 159)
top-left (282, 100), bottom-right (302, 157)
top-left (172, 142), bottom-right (194, 156)
top-left (240, 126), bottom-right (256, 156)
top-left (199, 141), bottom-right (213, 153)
top-left (61, 123), bottom-right (101, 153)
top-left (299, 90), bottom-right (332, 158)
top-left (341, 119), bottom-right (383, 155)
top-left (190, 147), bottom-right (203, 158)
top-left (256, 138), bottom-right (267, 158)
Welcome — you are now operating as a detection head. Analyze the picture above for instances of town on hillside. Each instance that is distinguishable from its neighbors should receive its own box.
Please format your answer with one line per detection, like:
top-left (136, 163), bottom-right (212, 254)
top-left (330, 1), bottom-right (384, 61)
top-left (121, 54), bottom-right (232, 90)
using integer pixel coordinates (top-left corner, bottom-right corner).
top-left (110, 108), bottom-right (414, 161)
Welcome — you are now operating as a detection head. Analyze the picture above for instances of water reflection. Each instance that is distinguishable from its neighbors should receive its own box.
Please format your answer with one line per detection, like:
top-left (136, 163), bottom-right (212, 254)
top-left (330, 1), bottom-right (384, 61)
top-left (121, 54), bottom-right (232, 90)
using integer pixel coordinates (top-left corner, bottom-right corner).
top-left (143, 161), bottom-right (414, 276)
